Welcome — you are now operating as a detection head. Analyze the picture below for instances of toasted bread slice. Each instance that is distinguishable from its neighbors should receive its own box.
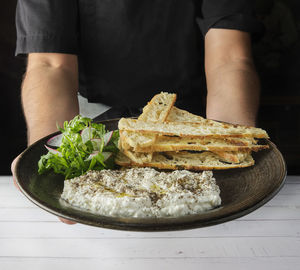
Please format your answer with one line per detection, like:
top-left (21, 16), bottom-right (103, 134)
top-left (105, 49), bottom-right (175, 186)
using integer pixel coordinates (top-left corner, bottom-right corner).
top-left (119, 130), bottom-right (156, 149)
top-left (138, 92), bottom-right (177, 122)
top-left (167, 107), bottom-right (257, 131)
top-left (120, 131), bottom-right (268, 152)
top-left (121, 106), bottom-right (268, 153)
top-left (118, 118), bottom-right (269, 139)
top-left (118, 133), bottom-right (153, 163)
top-left (119, 136), bottom-right (253, 165)
top-left (115, 151), bottom-right (255, 170)
top-left (121, 149), bottom-right (153, 164)
top-left (212, 150), bottom-right (251, 164)
top-left (122, 92), bottom-right (177, 163)
top-left (166, 107), bottom-right (206, 122)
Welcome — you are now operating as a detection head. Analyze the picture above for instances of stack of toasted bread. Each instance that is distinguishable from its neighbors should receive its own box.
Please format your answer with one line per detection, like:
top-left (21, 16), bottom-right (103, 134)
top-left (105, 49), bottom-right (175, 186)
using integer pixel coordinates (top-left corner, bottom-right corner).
top-left (115, 92), bottom-right (269, 170)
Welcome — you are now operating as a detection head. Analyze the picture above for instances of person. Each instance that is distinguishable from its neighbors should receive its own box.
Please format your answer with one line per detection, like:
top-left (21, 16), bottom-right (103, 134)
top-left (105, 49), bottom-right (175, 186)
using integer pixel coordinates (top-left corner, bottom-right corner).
top-left (12, 0), bottom-right (262, 224)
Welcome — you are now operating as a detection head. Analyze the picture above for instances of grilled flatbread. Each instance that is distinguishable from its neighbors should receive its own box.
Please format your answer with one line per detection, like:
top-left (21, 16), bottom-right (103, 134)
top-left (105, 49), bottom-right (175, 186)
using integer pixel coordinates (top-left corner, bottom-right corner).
top-left (116, 151), bottom-right (255, 170)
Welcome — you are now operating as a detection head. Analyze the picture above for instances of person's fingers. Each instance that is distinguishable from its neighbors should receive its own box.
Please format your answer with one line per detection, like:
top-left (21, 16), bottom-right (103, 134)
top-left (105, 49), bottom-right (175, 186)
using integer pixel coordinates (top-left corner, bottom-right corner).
top-left (12, 177), bottom-right (20, 191)
top-left (59, 217), bottom-right (76, 225)
top-left (11, 155), bottom-right (21, 191)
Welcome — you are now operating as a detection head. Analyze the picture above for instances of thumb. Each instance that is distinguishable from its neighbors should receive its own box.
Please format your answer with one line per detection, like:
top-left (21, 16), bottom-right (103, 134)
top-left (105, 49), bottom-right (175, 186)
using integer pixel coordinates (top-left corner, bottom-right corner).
top-left (11, 154), bottom-right (21, 191)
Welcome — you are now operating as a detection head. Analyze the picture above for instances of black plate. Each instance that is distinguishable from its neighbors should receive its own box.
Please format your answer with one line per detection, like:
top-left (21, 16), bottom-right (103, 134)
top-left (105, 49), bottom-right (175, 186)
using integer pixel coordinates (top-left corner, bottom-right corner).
top-left (15, 119), bottom-right (287, 231)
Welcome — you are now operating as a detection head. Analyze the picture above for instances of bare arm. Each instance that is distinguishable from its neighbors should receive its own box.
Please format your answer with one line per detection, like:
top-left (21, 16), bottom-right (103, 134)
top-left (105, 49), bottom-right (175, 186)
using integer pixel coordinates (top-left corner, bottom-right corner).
top-left (18, 53), bottom-right (79, 224)
top-left (205, 29), bottom-right (260, 126)
top-left (22, 53), bottom-right (79, 145)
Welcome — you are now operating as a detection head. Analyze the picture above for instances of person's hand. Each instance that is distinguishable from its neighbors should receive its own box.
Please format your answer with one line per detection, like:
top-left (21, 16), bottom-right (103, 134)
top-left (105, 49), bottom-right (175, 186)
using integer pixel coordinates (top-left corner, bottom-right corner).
top-left (58, 217), bottom-right (76, 224)
top-left (11, 154), bottom-right (21, 191)
top-left (11, 154), bottom-right (76, 225)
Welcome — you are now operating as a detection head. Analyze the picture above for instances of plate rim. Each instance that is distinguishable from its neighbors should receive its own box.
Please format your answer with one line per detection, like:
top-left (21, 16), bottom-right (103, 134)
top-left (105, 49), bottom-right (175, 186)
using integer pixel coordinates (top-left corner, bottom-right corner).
top-left (15, 119), bottom-right (287, 231)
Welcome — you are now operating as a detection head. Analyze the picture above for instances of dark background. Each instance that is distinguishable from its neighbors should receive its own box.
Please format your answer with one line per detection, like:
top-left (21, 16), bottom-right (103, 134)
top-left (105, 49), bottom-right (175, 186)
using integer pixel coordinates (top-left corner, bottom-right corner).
top-left (1, 0), bottom-right (300, 175)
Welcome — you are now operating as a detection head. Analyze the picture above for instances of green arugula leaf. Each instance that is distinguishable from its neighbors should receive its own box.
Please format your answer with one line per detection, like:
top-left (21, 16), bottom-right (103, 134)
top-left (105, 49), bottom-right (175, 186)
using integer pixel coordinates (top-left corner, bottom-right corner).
top-left (38, 115), bottom-right (119, 179)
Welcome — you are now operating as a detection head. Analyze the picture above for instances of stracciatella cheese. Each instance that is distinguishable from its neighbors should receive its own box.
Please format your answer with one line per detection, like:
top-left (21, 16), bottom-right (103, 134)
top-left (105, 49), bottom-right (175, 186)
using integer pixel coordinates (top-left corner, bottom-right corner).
top-left (60, 168), bottom-right (221, 218)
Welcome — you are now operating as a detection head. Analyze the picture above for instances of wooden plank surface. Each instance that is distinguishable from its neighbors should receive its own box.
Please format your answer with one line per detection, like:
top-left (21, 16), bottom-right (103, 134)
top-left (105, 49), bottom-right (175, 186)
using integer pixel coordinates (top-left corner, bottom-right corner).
top-left (1, 257), bottom-right (300, 270)
top-left (0, 176), bottom-right (299, 270)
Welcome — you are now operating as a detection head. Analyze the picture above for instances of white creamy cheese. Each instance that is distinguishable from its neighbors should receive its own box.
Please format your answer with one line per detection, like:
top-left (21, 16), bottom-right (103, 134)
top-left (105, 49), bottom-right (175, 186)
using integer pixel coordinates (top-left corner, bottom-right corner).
top-left (60, 168), bottom-right (221, 218)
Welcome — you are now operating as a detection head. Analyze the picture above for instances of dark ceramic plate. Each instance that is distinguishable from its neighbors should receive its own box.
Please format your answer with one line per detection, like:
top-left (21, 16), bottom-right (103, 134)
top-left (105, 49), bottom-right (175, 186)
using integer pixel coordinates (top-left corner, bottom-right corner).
top-left (15, 119), bottom-right (287, 231)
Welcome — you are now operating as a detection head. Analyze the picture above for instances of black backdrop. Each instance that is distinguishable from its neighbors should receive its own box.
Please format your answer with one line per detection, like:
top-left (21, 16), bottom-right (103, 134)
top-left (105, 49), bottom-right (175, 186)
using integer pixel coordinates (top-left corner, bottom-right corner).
top-left (0, 1), bottom-right (26, 175)
top-left (1, 0), bottom-right (300, 175)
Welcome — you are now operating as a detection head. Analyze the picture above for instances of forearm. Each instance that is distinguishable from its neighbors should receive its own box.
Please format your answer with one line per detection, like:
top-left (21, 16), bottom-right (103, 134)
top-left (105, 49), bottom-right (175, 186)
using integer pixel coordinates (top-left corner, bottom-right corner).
top-left (22, 66), bottom-right (79, 145)
top-left (206, 59), bottom-right (260, 126)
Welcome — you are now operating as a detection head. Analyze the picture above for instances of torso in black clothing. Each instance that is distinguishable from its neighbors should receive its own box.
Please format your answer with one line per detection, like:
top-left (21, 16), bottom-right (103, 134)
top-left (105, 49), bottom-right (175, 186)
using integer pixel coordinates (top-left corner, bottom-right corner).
top-left (16, 0), bottom-right (260, 111)
top-left (77, 0), bottom-right (203, 107)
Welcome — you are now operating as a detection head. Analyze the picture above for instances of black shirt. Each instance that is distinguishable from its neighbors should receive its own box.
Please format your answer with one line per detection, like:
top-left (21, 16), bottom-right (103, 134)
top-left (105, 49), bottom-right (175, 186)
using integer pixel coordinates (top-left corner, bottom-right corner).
top-left (16, 0), bottom-right (261, 109)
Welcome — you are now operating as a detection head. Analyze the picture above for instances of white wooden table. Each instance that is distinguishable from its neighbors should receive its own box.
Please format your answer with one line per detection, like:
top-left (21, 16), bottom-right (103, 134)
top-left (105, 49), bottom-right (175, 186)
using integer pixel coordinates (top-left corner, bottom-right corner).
top-left (0, 175), bottom-right (299, 270)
